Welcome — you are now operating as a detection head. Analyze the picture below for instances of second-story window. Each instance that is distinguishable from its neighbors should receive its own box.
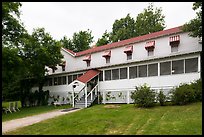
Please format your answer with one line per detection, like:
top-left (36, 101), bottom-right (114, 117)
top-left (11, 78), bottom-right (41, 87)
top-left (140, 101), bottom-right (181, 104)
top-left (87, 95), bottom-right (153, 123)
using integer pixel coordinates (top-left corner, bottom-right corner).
top-left (145, 41), bottom-right (155, 57)
top-left (169, 35), bottom-right (180, 53)
top-left (124, 45), bottom-right (133, 60)
top-left (83, 55), bottom-right (91, 67)
top-left (102, 50), bottom-right (111, 64)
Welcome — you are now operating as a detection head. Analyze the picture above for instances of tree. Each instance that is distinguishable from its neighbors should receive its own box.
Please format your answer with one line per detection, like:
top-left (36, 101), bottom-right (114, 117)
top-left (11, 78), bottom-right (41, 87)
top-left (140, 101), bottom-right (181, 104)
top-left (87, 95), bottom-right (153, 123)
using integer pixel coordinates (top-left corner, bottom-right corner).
top-left (2, 2), bottom-right (28, 101)
top-left (182, 2), bottom-right (202, 38)
top-left (96, 30), bottom-right (111, 46)
top-left (135, 3), bottom-right (166, 36)
top-left (110, 14), bottom-right (136, 42)
top-left (23, 28), bottom-right (63, 90)
top-left (60, 29), bottom-right (94, 52)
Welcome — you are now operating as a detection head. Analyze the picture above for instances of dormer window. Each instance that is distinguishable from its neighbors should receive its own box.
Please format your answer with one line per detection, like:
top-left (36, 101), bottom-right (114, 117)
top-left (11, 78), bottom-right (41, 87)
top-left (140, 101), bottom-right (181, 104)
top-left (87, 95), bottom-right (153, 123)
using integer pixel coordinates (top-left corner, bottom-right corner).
top-left (145, 41), bottom-right (155, 56)
top-left (102, 50), bottom-right (111, 64)
top-left (169, 35), bottom-right (180, 53)
top-left (83, 55), bottom-right (91, 67)
top-left (124, 46), bottom-right (133, 60)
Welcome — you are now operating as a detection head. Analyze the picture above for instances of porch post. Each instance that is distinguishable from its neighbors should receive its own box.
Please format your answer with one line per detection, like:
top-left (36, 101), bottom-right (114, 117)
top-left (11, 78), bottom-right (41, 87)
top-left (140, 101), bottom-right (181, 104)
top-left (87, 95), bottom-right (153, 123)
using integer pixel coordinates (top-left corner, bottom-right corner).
top-left (85, 83), bottom-right (87, 108)
top-left (72, 87), bottom-right (75, 108)
top-left (127, 90), bottom-right (130, 104)
top-left (97, 75), bottom-right (100, 104)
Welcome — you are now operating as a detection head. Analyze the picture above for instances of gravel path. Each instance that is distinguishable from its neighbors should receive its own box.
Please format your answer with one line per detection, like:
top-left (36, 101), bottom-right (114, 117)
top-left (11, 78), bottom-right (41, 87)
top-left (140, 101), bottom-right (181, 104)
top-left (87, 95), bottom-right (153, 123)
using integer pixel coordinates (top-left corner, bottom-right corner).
top-left (2, 108), bottom-right (81, 134)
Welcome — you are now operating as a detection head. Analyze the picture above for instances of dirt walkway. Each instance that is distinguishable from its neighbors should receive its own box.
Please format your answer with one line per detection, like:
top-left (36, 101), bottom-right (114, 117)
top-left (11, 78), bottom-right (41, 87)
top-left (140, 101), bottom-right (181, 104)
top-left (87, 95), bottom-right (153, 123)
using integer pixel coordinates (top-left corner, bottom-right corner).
top-left (2, 108), bottom-right (81, 134)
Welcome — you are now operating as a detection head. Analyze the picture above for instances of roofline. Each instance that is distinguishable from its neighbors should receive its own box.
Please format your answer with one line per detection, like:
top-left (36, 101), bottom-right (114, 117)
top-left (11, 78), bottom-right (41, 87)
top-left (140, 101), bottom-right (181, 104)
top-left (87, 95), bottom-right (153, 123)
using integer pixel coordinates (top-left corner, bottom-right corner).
top-left (62, 25), bottom-right (184, 57)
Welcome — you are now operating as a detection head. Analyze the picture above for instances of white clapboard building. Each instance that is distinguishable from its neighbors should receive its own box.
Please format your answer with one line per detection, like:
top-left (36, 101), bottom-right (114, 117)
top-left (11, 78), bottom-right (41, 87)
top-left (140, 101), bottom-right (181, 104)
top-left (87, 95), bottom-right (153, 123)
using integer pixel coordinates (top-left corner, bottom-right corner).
top-left (32, 26), bottom-right (202, 108)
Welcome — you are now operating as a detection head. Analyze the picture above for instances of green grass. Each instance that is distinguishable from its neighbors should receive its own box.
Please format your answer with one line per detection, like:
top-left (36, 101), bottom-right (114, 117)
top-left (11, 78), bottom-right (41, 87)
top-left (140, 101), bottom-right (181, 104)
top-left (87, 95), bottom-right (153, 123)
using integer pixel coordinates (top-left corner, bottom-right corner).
top-left (2, 104), bottom-right (72, 122)
top-left (5, 102), bottom-right (202, 135)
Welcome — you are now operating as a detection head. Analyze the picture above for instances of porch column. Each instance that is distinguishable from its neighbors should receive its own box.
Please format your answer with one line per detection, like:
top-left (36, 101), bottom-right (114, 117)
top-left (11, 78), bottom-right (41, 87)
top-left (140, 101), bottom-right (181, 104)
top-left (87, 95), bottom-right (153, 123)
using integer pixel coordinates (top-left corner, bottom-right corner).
top-left (97, 75), bottom-right (100, 104)
top-left (127, 90), bottom-right (130, 104)
top-left (85, 83), bottom-right (87, 108)
top-left (72, 87), bottom-right (75, 108)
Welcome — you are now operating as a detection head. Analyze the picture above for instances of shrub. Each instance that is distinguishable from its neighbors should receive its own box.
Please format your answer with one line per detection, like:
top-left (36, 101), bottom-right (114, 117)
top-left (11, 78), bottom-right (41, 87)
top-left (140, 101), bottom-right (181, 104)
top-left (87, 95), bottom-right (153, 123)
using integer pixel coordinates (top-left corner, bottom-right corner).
top-left (190, 79), bottom-right (202, 101)
top-left (170, 83), bottom-right (195, 105)
top-left (131, 83), bottom-right (156, 108)
top-left (157, 90), bottom-right (166, 106)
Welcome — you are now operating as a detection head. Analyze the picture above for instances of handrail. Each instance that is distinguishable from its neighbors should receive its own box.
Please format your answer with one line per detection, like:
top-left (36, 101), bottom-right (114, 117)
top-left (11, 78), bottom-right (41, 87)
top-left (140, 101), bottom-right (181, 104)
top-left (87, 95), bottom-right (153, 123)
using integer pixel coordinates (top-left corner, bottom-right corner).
top-left (74, 86), bottom-right (85, 99)
top-left (87, 84), bottom-right (98, 98)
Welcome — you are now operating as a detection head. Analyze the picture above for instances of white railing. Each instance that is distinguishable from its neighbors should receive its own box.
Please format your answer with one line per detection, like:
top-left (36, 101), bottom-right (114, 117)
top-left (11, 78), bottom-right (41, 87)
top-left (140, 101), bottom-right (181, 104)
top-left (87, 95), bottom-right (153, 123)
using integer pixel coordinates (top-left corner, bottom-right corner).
top-left (86, 84), bottom-right (99, 107)
top-left (72, 86), bottom-right (85, 107)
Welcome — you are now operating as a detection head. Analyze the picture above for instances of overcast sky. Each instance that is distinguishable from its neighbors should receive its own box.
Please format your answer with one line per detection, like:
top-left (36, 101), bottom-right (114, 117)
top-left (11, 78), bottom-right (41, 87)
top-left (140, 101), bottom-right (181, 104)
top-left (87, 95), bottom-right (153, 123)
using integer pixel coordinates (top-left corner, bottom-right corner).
top-left (20, 2), bottom-right (196, 45)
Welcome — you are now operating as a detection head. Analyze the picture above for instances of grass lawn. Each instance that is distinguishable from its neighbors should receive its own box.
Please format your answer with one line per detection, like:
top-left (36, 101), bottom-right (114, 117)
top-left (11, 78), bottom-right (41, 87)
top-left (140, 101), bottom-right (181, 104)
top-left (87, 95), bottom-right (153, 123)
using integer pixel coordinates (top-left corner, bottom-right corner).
top-left (2, 103), bottom-right (72, 122)
top-left (5, 102), bottom-right (202, 135)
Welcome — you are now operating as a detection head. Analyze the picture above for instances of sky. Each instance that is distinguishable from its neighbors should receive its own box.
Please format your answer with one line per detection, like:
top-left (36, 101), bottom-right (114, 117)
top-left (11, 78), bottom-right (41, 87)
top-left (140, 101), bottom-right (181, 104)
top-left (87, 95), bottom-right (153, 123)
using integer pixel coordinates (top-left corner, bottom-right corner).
top-left (20, 2), bottom-right (196, 45)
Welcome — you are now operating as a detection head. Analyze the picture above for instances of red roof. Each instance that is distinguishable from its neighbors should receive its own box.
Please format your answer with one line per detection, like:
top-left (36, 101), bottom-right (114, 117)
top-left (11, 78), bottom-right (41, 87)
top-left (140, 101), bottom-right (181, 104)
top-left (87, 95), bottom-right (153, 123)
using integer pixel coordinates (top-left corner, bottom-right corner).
top-left (63, 26), bottom-right (183, 57)
top-left (76, 69), bottom-right (100, 83)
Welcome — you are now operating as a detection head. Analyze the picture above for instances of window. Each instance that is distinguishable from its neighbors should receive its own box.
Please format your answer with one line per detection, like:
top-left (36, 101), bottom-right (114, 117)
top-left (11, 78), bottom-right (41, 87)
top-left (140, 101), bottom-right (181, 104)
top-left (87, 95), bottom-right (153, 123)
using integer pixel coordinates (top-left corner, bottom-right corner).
top-left (57, 77), bottom-right (62, 85)
top-left (87, 61), bottom-right (90, 67)
top-left (54, 77), bottom-right (58, 85)
top-left (68, 75), bottom-right (72, 84)
top-left (120, 67), bottom-right (127, 79)
top-left (62, 76), bottom-right (67, 85)
top-left (127, 53), bottom-right (132, 60)
top-left (52, 68), bottom-right (55, 73)
top-left (105, 70), bottom-right (111, 81)
top-left (148, 63), bottom-right (158, 76)
top-left (172, 60), bottom-right (184, 74)
top-left (185, 58), bottom-right (198, 73)
top-left (148, 49), bottom-right (154, 56)
top-left (106, 56), bottom-right (110, 63)
top-left (73, 74), bottom-right (77, 81)
top-left (62, 66), bottom-right (65, 71)
top-left (99, 71), bottom-right (103, 81)
top-left (129, 66), bottom-right (137, 79)
top-left (112, 69), bottom-right (119, 80)
top-left (171, 46), bottom-right (178, 53)
top-left (138, 65), bottom-right (147, 77)
top-left (160, 61), bottom-right (171, 75)
top-left (77, 73), bottom-right (83, 78)
top-left (48, 78), bottom-right (53, 86)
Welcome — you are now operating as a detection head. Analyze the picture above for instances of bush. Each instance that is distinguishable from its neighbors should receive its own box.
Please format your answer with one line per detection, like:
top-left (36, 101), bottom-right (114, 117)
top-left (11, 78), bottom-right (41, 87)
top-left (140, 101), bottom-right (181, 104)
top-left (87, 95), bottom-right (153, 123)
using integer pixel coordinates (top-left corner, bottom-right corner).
top-left (170, 83), bottom-right (195, 105)
top-left (131, 83), bottom-right (156, 108)
top-left (157, 90), bottom-right (166, 106)
top-left (190, 79), bottom-right (202, 101)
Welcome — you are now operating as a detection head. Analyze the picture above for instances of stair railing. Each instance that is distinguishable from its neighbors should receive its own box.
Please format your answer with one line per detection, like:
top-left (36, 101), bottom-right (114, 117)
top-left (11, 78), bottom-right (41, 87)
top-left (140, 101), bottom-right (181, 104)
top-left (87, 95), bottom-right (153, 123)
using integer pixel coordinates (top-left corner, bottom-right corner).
top-left (73, 86), bottom-right (85, 107)
top-left (86, 84), bottom-right (99, 106)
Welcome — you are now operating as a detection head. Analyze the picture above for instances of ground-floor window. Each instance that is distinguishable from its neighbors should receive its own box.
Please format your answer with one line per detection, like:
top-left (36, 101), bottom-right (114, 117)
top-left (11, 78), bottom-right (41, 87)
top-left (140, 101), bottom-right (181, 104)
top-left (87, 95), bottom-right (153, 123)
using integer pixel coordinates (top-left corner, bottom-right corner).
top-left (160, 61), bottom-right (171, 75)
top-left (138, 65), bottom-right (147, 77)
top-left (148, 63), bottom-right (158, 76)
top-left (185, 57), bottom-right (198, 73)
top-left (105, 70), bottom-right (111, 81)
top-left (120, 67), bottom-right (127, 79)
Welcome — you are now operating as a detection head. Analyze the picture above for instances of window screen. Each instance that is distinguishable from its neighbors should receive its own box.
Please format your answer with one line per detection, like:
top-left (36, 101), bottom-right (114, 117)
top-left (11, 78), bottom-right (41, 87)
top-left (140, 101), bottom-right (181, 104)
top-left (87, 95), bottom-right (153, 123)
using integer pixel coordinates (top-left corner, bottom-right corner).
top-left (129, 66), bottom-right (137, 79)
top-left (160, 61), bottom-right (171, 75)
top-left (62, 76), bottom-right (67, 85)
top-left (54, 77), bottom-right (58, 85)
top-left (127, 53), bottom-right (132, 60)
top-left (172, 60), bottom-right (184, 74)
top-left (138, 65), bottom-right (147, 77)
top-left (105, 70), bottom-right (111, 81)
top-left (57, 77), bottom-right (62, 85)
top-left (112, 69), bottom-right (119, 80)
top-left (185, 58), bottom-right (198, 73)
top-left (99, 71), bottom-right (103, 81)
top-left (87, 61), bottom-right (90, 67)
top-left (148, 50), bottom-right (154, 56)
top-left (148, 63), bottom-right (158, 76)
top-left (77, 73), bottom-right (83, 78)
top-left (68, 75), bottom-right (72, 84)
top-left (48, 78), bottom-right (53, 86)
top-left (62, 66), bottom-right (65, 71)
top-left (73, 74), bottom-right (77, 81)
top-left (120, 67), bottom-right (127, 79)
top-left (106, 57), bottom-right (110, 63)
top-left (171, 46), bottom-right (178, 53)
